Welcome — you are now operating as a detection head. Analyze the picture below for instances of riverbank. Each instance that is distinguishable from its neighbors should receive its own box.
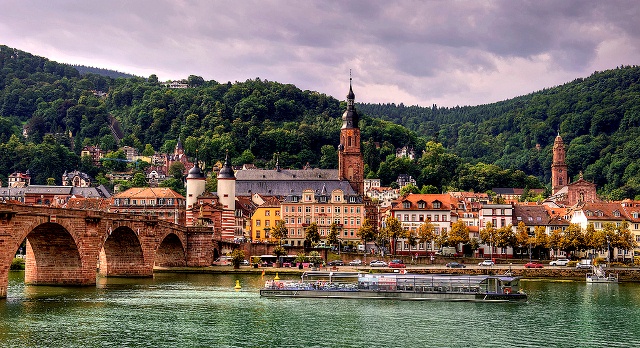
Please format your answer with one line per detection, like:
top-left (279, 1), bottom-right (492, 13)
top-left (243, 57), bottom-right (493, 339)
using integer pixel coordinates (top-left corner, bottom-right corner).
top-left (154, 265), bottom-right (640, 282)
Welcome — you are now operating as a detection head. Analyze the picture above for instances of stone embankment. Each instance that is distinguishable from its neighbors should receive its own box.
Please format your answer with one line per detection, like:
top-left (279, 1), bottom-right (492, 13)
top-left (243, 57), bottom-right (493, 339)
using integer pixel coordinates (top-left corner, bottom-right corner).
top-left (155, 265), bottom-right (640, 282)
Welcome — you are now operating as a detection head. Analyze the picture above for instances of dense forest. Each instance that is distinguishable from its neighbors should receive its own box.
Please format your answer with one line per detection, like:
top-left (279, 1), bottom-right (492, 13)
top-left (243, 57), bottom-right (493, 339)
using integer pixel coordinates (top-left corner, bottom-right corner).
top-left (1, 45), bottom-right (638, 200)
top-left (358, 66), bottom-right (640, 199)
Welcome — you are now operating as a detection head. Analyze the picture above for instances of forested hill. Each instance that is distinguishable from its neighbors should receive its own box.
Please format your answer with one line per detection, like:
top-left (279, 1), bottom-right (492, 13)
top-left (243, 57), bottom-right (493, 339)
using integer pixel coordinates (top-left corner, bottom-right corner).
top-left (0, 44), bottom-right (638, 200)
top-left (73, 65), bottom-right (137, 79)
top-left (358, 66), bottom-right (640, 198)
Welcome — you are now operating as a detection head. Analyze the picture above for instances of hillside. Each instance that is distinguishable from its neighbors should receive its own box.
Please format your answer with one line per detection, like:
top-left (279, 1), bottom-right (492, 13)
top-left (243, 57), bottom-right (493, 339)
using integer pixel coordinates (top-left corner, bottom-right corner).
top-left (1, 44), bottom-right (638, 200)
top-left (358, 66), bottom-right (640, 198)
top-left (73, 65), bottom-right (137, 79)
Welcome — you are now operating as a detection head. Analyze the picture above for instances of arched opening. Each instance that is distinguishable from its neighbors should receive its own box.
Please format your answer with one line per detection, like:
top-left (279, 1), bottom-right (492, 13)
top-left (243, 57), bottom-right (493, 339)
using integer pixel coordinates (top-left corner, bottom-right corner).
top-left (155, 234), bottom-right (186, 267)
top-left (25, 223), bottom-right (83, 285)
top-left (100, 227), bottom-right (147, 277)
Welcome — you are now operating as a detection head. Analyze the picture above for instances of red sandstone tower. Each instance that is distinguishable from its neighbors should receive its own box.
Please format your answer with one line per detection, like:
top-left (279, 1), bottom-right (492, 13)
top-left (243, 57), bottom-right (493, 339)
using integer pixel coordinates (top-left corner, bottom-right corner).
top-left (338, 79), bottom-right (364, 196)
top-left (551, 133), bottom-right (568, 194)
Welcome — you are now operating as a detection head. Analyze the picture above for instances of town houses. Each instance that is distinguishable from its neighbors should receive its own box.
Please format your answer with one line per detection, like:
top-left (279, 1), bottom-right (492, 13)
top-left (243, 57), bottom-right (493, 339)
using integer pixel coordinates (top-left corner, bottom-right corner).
top-left (2, 83), bottom-right (639, 261)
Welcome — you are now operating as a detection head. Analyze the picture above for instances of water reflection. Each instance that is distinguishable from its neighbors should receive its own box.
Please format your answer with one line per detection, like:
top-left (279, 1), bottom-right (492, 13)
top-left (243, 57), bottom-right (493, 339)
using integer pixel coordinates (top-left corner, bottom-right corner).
top-left (2, 272), bottom-right (640, 348)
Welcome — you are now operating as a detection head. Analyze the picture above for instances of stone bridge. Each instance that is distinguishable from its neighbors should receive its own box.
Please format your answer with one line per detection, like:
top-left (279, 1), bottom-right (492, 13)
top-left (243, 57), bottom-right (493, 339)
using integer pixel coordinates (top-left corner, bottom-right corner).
top-left (0, 204), bottom-right (217, 298)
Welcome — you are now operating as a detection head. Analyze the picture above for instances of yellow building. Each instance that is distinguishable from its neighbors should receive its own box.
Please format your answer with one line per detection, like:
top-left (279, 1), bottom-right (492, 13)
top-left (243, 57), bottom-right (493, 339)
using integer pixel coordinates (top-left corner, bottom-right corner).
top-left (250, 197), bottom-right (281, 242)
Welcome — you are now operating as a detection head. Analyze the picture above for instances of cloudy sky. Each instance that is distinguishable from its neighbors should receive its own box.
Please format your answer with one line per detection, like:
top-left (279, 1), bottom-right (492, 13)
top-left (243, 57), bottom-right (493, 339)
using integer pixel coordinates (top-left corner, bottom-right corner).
top-left (1, 1), bottom-right (639, 107)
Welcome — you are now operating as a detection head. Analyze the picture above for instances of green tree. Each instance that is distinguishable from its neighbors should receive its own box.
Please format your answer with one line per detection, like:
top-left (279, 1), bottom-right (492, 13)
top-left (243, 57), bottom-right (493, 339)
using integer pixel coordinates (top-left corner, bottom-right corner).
top-left (305, 222), bottom-right (321, 245)
top-left (131, 172), bottom-right (148, 187)
top-left (168, 161), bottom-right (186, 180)
top-left (230, 248), bottom-right (245, 269)
top-left (141, 143), bottom-right (155, 156)
top-left (102, 150), bottom-right (128, 171)
top-left (327, 223), bottom-right (339, 247)
top-left (319, 145), bottom-right (337, 169)
top-left (399, 183), bottom-right (420, 196)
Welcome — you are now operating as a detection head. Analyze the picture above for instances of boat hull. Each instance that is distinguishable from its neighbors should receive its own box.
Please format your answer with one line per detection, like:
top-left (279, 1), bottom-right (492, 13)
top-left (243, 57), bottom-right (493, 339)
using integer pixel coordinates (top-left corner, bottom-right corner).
top-left (260, 289), bottom-right (527, 302)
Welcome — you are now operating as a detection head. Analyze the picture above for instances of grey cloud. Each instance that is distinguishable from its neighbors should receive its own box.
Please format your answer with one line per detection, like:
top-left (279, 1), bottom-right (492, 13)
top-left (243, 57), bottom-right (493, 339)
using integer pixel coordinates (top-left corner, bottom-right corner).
top-left (1, 0), bottom-right (639, 107)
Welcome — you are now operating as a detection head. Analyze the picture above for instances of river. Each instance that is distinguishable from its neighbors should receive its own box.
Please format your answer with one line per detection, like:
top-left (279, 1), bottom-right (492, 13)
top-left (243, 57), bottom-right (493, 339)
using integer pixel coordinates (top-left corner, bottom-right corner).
top-left (1, 271), bottom-right (639, 348)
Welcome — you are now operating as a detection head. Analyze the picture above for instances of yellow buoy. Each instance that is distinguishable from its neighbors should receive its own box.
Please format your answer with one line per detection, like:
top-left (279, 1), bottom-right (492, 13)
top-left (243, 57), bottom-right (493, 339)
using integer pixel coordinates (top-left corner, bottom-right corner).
top-left (234, 279), bottom-right (241, 290)
top-left (274, 273), bottom-right (280, 280)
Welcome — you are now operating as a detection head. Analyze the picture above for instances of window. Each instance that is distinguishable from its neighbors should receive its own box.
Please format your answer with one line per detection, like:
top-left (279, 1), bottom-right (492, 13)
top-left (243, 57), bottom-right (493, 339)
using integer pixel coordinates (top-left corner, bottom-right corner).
top-left (265, 210), bottom-right (270, 216)
top-left (442, 215), bottom-right (447, 222)
top-left (256, 220), bottom-right (261, 227)
top-left (256, 231), bottom-right (261, 238)
top-left (419, 215), bottom-right (424, 222)
top-left (418, 201), bottom-right (426, 209)
top-left (305, 206), bottom-right (311, 213)
top-left (403, 201), bottom-right (411, 209)
top-left (356, 207), bottom-right (361, 214)
top-left (335, 207), bottom-right (341, 213)
top-left (433, 215), bottom-right (439, 222)
top-left (298, 206), bottom-right (302, 213)
top-left (285, 206), bottom-right (289, 212)
top-left (433, 202), bottom-right (441, 209)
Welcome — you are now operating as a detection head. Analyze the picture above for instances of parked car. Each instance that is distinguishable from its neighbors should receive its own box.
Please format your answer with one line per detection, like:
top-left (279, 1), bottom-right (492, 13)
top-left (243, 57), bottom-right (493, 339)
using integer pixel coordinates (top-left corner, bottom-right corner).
top-left (348, 259), bottom-right (362, 266)
top-left (445, 262), bottom-right (466, 268)
top-left (240, 259), bottom-right (250, 266)
top-left (389, 259), bottom-right (406, 268)
top-left (369, 260), bottom-right (388, 267)
top-left (524, 262), bottom-right (544, 268)
top-left (576, 262), bottom-right (592, 270)
top-left (328, 260), bottom-right (344, 266)
top-left (478, 259), bottom-right (495, 266)
top-left (549, 258), bottom-right (570, 266)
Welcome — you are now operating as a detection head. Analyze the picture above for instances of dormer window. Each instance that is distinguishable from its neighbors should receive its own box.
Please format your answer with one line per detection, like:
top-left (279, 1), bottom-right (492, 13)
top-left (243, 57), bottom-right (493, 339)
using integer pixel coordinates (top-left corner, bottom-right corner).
top-left (433, 201), bottom-right (441, 209)
top-left (613, 211), bottom-right (621, 217)
top-left (418, 201), bottom-right (426, 209)
top-left (403, 201), bottom-right (411, 209)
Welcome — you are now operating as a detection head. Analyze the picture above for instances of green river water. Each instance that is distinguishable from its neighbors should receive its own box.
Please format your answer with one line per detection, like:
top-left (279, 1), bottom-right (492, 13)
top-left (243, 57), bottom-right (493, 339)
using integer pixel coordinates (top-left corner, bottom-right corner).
top-left (1, 271), bottom-right (639, 348)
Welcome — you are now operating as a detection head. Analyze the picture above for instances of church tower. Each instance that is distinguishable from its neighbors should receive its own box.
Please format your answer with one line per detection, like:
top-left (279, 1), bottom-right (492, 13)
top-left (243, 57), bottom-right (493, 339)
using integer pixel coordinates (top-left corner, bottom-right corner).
top-left (338, 78), bottom-right (364, 195)
top-left (551, 133), bottom-right (568, 194)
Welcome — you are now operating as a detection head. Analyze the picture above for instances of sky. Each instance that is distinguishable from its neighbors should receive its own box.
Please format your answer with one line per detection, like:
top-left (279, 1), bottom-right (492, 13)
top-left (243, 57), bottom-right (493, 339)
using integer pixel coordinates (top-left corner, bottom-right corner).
top-left (1, 0), bottom-right (639, 107)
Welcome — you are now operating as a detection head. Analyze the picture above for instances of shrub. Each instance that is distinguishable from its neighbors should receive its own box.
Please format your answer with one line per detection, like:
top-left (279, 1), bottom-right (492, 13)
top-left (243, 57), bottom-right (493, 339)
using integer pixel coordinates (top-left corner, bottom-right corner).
top-left (10, 257), bottom-right (25, 270)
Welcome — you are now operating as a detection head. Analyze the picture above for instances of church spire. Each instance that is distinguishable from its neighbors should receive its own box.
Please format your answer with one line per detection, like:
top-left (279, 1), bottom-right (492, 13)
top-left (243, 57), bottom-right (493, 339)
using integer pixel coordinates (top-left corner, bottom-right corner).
top-left (342, 71), bottom-right (358, 129)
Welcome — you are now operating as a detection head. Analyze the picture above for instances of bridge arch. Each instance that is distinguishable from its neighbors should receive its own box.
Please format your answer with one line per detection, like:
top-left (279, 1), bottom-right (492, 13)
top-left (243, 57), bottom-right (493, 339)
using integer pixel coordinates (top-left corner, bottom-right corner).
top-left (155, 233), bottom-right (186, 267)
top-left (99, 226), bottom-right (148, 277)
top-left (24, 222), bottom-right (84, 285)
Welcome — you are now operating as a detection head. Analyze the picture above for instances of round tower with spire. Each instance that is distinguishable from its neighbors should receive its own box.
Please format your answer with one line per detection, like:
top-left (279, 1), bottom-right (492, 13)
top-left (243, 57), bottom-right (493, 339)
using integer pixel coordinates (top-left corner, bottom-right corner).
top-left (551, 132), bottom-right (568, 194)
top-left (217, 152), bottom-right (236, 211)
top-left (338, 74), bottom-right (364, 195)
top-left (185, 155), bottom-right (206, 226)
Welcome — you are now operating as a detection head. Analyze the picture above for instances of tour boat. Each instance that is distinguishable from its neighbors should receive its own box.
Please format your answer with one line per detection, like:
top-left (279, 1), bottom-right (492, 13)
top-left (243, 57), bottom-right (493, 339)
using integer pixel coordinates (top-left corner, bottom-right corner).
top-left (586, 266), bottom-right (618, 283)
top-left (260, 271), bottom-right (527, 302)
